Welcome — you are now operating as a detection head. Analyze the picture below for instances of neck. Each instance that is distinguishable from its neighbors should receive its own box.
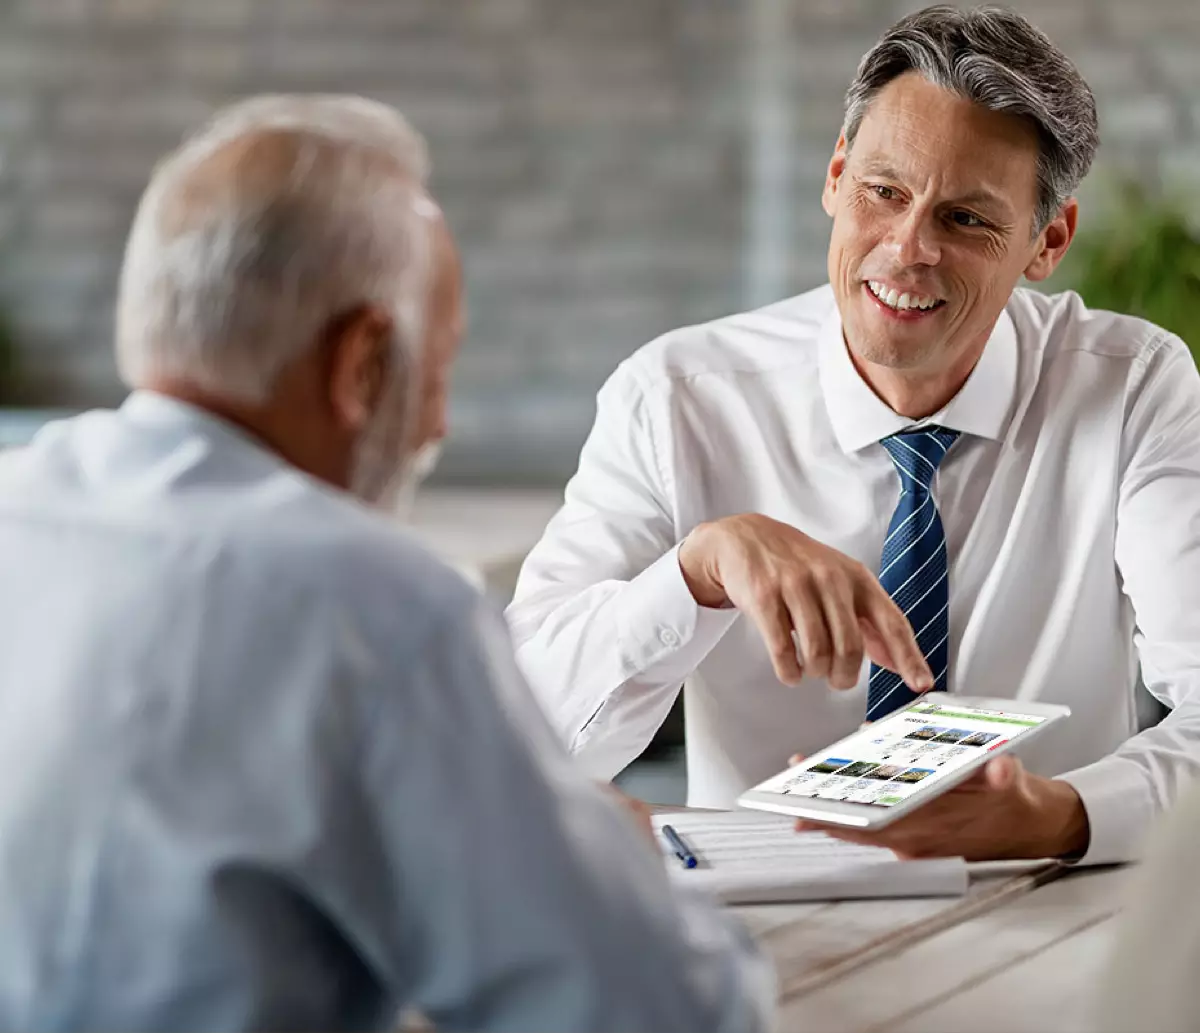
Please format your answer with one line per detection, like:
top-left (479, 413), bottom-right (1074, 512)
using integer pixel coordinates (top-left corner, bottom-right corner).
top-left (139, 380), bottom-right (353, 490)
top-left (847, 340), bottom-right (986, 421)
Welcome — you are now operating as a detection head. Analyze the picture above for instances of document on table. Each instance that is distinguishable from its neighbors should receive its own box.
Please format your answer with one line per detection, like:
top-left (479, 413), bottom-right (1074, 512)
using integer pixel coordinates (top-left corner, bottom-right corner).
top-left (652, 811), bottom-right (968, 904)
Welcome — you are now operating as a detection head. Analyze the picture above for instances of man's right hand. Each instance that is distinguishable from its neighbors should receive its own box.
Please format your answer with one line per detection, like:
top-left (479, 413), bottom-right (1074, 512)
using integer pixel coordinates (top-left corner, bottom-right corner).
top-left (678, 513), bottom-right (933, 692)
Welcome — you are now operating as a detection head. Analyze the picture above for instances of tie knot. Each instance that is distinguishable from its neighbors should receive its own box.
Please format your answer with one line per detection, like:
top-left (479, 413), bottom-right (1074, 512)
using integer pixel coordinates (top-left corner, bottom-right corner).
top-left (880, 427), bottom-right (959, 492)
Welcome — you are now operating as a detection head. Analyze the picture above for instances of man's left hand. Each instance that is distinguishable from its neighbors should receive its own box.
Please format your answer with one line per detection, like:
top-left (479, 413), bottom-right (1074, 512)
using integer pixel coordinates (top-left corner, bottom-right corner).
top-left (792, 754), bottom-right (1090, 862)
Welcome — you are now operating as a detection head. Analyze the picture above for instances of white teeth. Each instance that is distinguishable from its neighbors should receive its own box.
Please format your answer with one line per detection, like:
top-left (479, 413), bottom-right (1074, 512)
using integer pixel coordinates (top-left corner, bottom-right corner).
top-left (867, 280), bottom-right (940, 311)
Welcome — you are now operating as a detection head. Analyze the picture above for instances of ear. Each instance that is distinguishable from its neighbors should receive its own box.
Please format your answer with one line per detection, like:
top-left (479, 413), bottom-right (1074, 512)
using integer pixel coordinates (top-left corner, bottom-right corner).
top-left (326, 304), bottom-right (395, 434)
top-left (822, 134), bottom-right (850, 217)
top-left (1023, 198), bottom-right (1079, 282)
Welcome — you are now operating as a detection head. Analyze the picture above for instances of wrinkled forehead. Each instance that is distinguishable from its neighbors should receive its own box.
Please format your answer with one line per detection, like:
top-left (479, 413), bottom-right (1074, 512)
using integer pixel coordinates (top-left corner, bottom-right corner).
top-left (849, 73), bottom-right (1041, 213)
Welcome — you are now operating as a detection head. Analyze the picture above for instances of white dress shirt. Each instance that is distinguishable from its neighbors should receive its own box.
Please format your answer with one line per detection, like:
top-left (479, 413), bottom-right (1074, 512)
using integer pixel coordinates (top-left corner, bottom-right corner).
top-left (0, 392), bottom-right (773, 1032)
top-left (507, 284), bottom-right (1200, 866)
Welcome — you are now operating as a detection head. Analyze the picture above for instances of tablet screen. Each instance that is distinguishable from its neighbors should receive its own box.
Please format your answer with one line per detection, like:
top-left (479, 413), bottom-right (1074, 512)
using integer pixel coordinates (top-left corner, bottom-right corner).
top-left (754, 700), bottom-right (1049, 808)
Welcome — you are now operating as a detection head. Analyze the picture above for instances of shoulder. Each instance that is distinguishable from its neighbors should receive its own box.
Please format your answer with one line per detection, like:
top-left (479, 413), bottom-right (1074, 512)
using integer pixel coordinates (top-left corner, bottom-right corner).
top-left (221, 485), bottom-right (480, 654)
top-left (611, 284), bottom-right (837, 399)
top-left (1008, 287), bottom-right (1181, 367)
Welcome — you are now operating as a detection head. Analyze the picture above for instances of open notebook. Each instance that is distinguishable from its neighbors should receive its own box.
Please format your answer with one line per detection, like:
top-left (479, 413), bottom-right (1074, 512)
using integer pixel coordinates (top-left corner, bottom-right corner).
top-left (652, 810), bottom-right (968, 904)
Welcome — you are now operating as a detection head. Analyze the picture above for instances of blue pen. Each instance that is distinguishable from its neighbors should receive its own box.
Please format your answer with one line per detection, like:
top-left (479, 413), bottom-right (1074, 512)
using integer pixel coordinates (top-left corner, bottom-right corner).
top-left (661, 824), bottom-right (698, 869)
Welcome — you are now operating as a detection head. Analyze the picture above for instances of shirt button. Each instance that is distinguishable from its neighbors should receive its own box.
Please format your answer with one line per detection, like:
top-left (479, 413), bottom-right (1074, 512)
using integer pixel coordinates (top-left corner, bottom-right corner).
top-left (659, 627), bottom-right (681, 648)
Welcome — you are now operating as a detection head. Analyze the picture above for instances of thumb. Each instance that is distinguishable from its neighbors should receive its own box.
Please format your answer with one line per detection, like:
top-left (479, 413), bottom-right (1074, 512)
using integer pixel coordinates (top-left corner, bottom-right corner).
top-left (984, 754), bottom-right (1019, 791)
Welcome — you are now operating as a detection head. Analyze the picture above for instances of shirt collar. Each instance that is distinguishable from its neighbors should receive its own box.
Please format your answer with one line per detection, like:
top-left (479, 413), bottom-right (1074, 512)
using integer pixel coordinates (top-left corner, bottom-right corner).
top-left (119, 389), bottom-right (291, 470)
top-left (817, 302), bottom-right (1019, 454)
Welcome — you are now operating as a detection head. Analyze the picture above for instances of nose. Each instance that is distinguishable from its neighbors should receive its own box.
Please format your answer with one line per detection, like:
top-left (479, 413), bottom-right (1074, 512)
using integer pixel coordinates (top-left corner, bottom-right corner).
top-left (886, 208), bottom-right (940, 268)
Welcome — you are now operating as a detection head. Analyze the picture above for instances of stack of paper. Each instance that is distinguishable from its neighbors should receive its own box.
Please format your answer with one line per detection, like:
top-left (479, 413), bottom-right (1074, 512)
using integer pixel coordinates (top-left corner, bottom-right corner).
top-left (652, 810), bottom-right (968, 904)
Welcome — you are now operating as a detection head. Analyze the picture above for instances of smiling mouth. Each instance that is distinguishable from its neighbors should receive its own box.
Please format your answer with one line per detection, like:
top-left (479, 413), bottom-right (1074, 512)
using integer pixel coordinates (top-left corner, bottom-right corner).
top-left (864, 280), bottom-right (946, 315)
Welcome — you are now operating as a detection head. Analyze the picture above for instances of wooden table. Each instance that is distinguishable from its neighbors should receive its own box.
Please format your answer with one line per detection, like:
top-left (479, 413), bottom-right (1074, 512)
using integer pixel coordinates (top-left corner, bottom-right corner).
top-left (737, 860), bottom-right (1126, 1032)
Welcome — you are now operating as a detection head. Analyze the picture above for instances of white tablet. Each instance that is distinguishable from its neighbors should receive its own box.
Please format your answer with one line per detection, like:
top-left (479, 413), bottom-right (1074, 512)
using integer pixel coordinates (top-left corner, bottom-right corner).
top-left (737, 696), bottom-right (1070, 829)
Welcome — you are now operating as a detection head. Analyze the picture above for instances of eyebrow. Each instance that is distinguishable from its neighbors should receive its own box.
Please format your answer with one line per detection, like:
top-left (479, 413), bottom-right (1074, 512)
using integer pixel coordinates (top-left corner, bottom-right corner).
top-left (857, 159), bottom-right (905, 180)
top-left (952, 189), bottom-right (1016, 220)
top-left (855, 160), bottom-right (1016, 221)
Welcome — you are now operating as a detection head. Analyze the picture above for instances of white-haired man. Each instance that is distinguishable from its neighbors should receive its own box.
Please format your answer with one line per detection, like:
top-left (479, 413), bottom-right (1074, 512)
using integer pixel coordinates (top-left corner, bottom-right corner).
top-left (0, 96), bottom-right (773, 1032)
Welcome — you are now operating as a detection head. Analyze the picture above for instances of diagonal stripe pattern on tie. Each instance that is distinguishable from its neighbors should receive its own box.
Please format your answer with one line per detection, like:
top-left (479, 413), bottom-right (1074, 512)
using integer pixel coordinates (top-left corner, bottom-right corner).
top-left (867, 426), bottom-right (960, 721)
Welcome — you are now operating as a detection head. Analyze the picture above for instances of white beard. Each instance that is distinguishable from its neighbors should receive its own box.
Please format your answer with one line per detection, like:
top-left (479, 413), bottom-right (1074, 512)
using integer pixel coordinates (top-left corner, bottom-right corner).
top-left (349, 413), bottom-right (442, 515)
top-left (384, 439), bottom-right (442, 520)
top-left (347, 375), bottom-right (409, 509)
top-left (346, 341), bottom-right (445, 518)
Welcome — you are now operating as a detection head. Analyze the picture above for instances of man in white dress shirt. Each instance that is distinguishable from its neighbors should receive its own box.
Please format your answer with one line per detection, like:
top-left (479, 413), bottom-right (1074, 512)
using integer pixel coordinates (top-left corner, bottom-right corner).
top-left (0, 96), bottom-right (773, 1031)
top-left (508, 5), bottom-right (1200, 865)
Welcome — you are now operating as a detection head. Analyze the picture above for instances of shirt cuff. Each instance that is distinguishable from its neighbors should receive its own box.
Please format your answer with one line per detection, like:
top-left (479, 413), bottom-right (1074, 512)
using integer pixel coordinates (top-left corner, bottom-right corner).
top-left (1056, 756), bottom-right (1156, 866)
top-left (615, 543), bottom-right (740, 684)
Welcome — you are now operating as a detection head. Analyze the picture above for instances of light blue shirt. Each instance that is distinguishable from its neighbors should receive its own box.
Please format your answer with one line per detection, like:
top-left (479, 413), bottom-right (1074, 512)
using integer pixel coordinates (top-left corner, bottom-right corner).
top-left (0, 392), bottom-right (773, 1032)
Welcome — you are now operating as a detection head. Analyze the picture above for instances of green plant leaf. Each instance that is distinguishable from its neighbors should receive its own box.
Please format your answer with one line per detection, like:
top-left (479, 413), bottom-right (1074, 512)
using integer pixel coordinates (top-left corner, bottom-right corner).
top-left (1061, 181), bottom-right (1200, 361)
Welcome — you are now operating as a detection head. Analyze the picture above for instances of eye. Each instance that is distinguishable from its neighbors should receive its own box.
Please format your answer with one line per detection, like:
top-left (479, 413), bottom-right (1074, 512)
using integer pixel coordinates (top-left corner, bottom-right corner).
top-left (871, 185), bottom-right (898, 201)
top-left (949, 209), bottom-right (985, 228)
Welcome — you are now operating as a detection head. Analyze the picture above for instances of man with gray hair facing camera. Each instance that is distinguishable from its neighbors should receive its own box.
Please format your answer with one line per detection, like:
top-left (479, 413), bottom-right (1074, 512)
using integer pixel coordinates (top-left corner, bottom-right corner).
top-left (510, 5), bottom-right (1200, 866)
top-left (0, 96), bottom-right (773, 1032)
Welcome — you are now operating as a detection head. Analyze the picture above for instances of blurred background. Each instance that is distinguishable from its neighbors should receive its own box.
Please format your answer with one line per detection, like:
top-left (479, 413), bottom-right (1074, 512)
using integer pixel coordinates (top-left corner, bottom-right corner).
top-left (0, 0), bottom-right (1197, 470)
top-left (0, 0), bottom-right (1195, 798)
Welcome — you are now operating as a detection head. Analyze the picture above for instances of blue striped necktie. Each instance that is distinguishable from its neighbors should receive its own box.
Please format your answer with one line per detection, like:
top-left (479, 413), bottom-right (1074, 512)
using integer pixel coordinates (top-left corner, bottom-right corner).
top-left (867, 426), bottom-right (960, 721)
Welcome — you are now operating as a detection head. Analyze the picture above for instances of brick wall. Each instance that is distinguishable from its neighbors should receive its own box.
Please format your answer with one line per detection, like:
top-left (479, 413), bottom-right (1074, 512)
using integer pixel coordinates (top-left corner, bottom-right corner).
top-left (0, 0), bottom-right (1195, 481)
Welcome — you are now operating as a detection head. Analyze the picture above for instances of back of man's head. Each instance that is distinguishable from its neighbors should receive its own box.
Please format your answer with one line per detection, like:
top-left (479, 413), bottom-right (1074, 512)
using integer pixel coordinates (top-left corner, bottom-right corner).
top-left (114, 95), bottom-right (456, 506)
top-left (117, 95), bottom-right (431, 404)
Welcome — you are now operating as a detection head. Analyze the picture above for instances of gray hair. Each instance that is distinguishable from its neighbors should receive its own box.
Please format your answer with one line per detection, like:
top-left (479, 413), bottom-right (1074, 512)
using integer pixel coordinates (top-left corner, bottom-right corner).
top-left (843, 5), bottom-right (1099, 231)
top-left (116, 94), bottom-right (433, 404)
